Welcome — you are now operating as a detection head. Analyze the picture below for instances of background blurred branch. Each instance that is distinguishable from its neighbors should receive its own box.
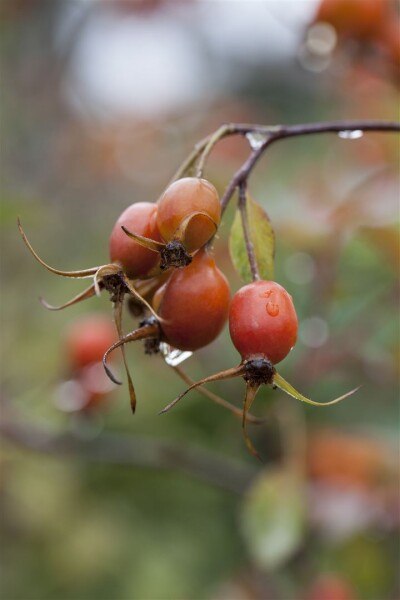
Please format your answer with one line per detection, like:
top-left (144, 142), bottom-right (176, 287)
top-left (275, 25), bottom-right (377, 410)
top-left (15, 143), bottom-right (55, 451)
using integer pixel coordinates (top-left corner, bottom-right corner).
top-left (0, 400), bottom-right (258, 495)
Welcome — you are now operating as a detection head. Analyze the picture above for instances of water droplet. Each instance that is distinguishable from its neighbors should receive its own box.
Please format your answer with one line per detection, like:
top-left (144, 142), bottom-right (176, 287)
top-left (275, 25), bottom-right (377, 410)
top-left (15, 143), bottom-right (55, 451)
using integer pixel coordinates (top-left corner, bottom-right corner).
top-left (306, 23), bottom-right (337, 56)
top-left (246, 132), bottom-right (269, 151)
top-left (266, 302), bottom-right (279, 317)
top-left (160, 342), bottom-right (193, 366)
top-left (338, 130), bottom-right (363, 140)
top-left (260, 289), bottom-right (273, 298)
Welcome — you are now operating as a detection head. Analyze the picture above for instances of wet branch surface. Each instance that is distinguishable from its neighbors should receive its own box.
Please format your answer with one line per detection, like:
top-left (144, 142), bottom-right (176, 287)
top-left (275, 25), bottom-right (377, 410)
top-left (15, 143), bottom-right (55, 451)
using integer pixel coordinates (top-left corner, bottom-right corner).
top-left (219, 119), bottom-right (400, 213)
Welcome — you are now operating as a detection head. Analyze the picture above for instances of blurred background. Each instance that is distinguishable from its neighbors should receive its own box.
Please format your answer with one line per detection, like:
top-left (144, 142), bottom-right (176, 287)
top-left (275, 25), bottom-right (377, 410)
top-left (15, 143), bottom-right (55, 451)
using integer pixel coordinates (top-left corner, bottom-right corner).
top-left (1, 1), bottom-right (399, 599)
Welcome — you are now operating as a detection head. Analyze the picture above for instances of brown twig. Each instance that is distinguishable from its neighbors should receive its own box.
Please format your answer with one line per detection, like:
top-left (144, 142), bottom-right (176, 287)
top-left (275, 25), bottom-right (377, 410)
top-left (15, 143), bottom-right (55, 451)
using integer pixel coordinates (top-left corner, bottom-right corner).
top-left (238, 182), bottom-right (260, 282)
top-left (215, 119), bottom-right (400, 213)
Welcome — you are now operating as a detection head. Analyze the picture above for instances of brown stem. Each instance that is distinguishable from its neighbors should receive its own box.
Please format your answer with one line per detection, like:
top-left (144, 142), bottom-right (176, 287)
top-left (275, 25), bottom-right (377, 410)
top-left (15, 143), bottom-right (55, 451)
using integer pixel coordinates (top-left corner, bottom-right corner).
top-left (238, 182), bottom-right (260, 282)
top-left (220, 148), bottom-right (261, 214)
top-left (230, 119), bottom-right (400, 138)
top-left (169, 134), bottom-right (213, 183)
top-left (195, 124), bottom-right (236, 177)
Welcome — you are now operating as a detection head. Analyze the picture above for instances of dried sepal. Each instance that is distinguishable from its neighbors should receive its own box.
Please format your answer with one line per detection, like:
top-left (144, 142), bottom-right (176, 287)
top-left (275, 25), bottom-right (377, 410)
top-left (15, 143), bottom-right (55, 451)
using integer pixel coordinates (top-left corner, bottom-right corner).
top-left (272, 372), bottom-right (361, 407)
top-left (103, 318), bottom-right (161, 411)
top-left (171, 364), bottom-right (265, 425)
top-left (121, 226), bottom-right (164, 252)
top-left (39, 283), bottom-right (98, 311)
top-left (171, 210), bottom-right (218, 246)
top-left (242, 384), bottom-right (262, 461)
top-left (93, 263), bottom-right (121, 296)
top-left (121, 211), bottom-right (218, 271)
top-left (161, 359), bottom-right (359, 459)
top-left (159, 364), bottom-right (246, 415)
top-left (18, 218), bottom-right (101, 279)
top-left (112, 300), bottom-right (136, 413)
top-left (120, 273), bottom-right (162, 322)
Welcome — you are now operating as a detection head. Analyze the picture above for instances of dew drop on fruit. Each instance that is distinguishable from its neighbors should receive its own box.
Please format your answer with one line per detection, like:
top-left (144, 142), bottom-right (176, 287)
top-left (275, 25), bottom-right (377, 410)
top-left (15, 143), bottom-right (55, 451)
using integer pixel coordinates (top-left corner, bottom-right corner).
top-left (245, 132), bottom-right (269, 150)
top-left (160, 343), bottom-right (193, 366)
top-left (266, 302), bottom-right (279, 317)
top-left (338, 130), bottom-right (363, 140)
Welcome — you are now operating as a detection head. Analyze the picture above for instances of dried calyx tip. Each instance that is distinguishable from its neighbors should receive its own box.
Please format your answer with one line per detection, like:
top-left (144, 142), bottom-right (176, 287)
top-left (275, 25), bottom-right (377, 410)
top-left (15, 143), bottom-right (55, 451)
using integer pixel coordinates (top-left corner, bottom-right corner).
top-left (160, 240), bottom-right (192, 270)
top-left (243, 357), bottom-right (275, 386)
top-left (103, 359), bottom-right (123, 385)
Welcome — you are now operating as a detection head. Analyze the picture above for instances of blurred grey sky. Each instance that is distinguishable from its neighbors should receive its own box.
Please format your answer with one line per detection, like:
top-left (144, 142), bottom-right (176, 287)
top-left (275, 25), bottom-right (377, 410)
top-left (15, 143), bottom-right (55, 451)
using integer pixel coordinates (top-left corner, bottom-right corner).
top-left (57, 0), bottom-right (319, 120)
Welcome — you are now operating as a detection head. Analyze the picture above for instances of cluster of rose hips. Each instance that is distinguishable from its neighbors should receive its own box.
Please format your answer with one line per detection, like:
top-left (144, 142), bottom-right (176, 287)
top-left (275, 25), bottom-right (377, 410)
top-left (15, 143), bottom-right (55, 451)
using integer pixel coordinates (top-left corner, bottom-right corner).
top-left (19, 175), bottom-right (357, 457)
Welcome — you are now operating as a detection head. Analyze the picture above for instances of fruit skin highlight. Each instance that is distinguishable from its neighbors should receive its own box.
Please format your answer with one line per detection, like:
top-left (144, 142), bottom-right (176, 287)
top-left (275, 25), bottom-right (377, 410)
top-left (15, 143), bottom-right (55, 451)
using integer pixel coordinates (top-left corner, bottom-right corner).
top-left (229, 280), bottom-right (298, 365)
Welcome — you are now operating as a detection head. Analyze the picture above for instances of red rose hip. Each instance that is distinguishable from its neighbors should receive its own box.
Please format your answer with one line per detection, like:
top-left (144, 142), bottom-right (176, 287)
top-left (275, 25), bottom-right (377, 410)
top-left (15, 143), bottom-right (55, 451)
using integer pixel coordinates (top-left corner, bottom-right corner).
top-left (154, 247), bottom-right (230, 351)
top-left (229, 280), bottom-right (298, 365)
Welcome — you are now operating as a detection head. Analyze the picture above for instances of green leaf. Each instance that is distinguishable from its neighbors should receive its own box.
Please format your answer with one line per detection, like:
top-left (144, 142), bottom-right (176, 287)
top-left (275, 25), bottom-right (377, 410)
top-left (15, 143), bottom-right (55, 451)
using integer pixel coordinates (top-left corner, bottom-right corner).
top-left (241, 469), bottom-right (306, 570)
top-left (229, 193), bottom-right (275, 283)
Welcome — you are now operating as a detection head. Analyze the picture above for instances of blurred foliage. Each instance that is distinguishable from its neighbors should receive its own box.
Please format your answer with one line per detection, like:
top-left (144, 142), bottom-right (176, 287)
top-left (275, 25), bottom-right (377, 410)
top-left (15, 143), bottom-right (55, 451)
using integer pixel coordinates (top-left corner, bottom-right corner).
top-left (1, 1), bottom-right (399, 599)
top-left (241, 469), bottom-right (306, 570)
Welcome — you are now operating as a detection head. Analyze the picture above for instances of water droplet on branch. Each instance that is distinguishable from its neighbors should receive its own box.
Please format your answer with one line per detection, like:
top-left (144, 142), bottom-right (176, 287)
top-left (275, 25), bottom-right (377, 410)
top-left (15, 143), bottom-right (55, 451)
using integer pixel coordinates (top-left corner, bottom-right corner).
top-left (160, 343), bottom-right (193, 366)
top-left (338, 130), bottom-right (364, 140)
top-left (246, 132), bottom-right (269, 151)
